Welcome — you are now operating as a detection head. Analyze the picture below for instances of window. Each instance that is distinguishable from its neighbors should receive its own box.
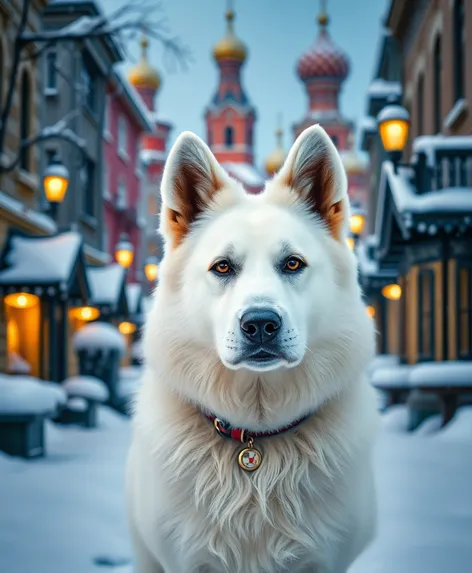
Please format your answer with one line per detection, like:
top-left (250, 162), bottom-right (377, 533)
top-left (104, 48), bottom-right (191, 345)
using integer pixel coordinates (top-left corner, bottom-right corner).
top-left (224, 126), bottom-right (234, 147)
top-left (417, 74), bottom-right (424, 136)
top-left (117, 178), bottom-right (127, 210)
top-left (81, 58), bottom-right (96, 112)
top-left (457, 265), bottom-right (472, 359)
top-left (81, 158), bottom-right (96, 217)
top-left (118, 116), bottom-right (128, 157)
top-left (418, 269), bottom-right (435, 360)
top-left (102, 160), bottom-right (110, 198)
top-left (46, 50), bottom-right (57, 91)
top-left (19, 71), bottom-right (31, 171)
top-left (453, 0), bottom-right (465, 102)
top-left (103, 94), bottom-right (110, 134)
top-left (433, 36), bottom-right (442, 134)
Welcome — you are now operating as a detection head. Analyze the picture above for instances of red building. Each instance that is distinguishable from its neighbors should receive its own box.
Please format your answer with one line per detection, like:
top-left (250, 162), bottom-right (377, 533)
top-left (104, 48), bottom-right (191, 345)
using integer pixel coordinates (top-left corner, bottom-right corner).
top-left (293, 7), bottom-right (368, 209)
top-left (128, 37), bottom-right (173, 260)
top-left (103, 70), bottom-right (154, 282)
top-left (205, 7), bottom-right (264, 193)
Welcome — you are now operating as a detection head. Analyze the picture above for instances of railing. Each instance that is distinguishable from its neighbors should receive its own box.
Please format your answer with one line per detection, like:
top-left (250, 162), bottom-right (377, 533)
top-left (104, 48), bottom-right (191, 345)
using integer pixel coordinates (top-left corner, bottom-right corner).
top-left (412, 136), bottom-right (472, 193)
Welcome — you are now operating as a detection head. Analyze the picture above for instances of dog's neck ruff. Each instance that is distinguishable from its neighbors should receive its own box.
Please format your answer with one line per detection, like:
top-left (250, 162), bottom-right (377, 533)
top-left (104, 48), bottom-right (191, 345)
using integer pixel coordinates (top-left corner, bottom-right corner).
top-left (205, 411), bottom-right (313, 443)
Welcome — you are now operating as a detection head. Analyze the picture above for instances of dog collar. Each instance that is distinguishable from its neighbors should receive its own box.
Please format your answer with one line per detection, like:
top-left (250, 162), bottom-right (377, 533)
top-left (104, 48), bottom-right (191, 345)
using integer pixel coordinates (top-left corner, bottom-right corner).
top-left (204, 411), bottom-right (313, 472)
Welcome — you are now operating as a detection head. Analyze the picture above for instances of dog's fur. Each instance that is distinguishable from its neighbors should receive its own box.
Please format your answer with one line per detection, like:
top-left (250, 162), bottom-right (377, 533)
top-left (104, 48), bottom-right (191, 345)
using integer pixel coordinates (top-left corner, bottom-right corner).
top-left (126, 125), bottom-right (380, 573)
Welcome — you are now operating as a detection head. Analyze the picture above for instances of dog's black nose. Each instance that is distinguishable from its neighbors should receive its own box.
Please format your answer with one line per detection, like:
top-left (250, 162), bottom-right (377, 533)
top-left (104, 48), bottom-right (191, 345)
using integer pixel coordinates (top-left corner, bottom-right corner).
top-left (240, 308), bottom-right (282, 343)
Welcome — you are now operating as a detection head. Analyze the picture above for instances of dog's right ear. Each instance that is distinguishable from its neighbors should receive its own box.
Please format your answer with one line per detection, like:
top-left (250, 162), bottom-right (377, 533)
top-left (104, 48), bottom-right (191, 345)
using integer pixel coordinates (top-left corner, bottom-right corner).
top-left (159, 131), bottom-right (231, 248)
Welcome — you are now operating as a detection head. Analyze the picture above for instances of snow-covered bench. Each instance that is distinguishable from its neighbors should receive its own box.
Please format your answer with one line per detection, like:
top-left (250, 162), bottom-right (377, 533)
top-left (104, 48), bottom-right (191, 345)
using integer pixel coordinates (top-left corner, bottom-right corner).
top-left (57, 376), bottom-right (110, 428)
top-left (409, 362), bottom-right (472, 427)
top-left (0, 376), bottom-right (66, 458)
top-left (371, 365), bottom-right (412, 408)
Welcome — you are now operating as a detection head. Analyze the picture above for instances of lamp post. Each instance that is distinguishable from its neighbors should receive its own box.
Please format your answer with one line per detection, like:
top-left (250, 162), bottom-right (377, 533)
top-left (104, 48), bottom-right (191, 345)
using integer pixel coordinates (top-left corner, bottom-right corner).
top-left (376, 103), bottom-right (410, 172)
top-left (144, 256), bottom-right (158, 282)
top-left (43, 154), bottom-right (69, 220)
top-left (115, 233), bottom-right (134, 269)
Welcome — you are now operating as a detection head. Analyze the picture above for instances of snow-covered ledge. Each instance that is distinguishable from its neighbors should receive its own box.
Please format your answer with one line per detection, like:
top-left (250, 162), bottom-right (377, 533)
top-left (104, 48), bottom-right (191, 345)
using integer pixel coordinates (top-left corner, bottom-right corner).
top-left (371, 365), bottom-right (412, 389)
top-left (443, 98), bottom-right (468, 130)
top-left (409, 362), bottom-right (472, 387)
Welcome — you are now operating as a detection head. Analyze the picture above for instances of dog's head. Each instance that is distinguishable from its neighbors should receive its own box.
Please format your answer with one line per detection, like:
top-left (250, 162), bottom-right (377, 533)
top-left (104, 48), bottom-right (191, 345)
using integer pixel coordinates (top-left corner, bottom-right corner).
top-left (144, 125), bottom-right (374, 419)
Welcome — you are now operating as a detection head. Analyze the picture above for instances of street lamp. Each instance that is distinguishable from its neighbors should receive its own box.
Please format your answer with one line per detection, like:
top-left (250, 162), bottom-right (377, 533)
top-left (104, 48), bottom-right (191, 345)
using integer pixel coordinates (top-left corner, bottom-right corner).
top-left (118, 321), bottom-right (137, 335)
top-left (377, 103), bottom-right (410, 172)
top-left (382, 283), bottom-right (402, 301)
top-left (4, 292), bottom-right (39, 309)
top-left (70, 306), bottom-right (100, 322)
top-left (144, 256), bottom-right (158, 282)
top-left (43, 155), bottom-right (69, 219)
top-left (350, 208), bottom-right (366, 237)
top-left (115, 233), bottom-right (134, 268)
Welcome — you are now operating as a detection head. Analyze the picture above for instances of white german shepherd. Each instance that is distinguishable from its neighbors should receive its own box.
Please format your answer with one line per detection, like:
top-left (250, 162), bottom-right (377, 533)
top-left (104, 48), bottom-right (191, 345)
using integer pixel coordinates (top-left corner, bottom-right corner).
top-left (126, 125), bottom-right (379, 573)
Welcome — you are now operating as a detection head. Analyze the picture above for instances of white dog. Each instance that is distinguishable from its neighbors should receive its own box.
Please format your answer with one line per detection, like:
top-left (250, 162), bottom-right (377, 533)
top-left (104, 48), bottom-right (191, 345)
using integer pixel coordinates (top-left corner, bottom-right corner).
top-left (126, 125), bottom-right (379, 573)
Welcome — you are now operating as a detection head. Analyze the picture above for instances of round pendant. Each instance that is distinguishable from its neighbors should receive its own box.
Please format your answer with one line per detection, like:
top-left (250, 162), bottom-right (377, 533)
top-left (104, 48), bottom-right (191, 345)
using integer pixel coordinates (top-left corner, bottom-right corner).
top-left (238, 446), bottom-right (263, 472)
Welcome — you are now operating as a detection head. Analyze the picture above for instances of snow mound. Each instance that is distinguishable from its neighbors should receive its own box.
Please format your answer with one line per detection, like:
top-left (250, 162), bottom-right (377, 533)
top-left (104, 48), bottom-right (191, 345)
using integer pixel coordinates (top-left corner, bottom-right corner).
top-left (67, 397), bottom-right (88, 413)
top-left (381, 405), bottom-right (409, 433)
top-left (438, 406), bottom-right (472, 441)
top-left (63, 376), bottom-right (109, 402)
top-left (372, 365), bottom-right (412, 388)
top-left (0, 375), bottom-right (62, 416)
top-left (410, 361), bottom-right (472, 387)
top-left (366, 354), bottom-right (399, 378)
top-left (7, 352), bottom-right (31, 374)
top-left (73, 321), bottom-right (125, 354)
top-left (414, 414), bottom-right (442, 436)
top-left (98, 406), bottom-right (128, 429)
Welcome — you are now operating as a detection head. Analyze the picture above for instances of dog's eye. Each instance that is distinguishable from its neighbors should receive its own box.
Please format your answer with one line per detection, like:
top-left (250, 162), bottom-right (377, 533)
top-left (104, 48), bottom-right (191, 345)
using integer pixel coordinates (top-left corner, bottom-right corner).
top-left (283, 256), bottom-right (306, 273)
top-left (211, 260), bottom-right (232, 275)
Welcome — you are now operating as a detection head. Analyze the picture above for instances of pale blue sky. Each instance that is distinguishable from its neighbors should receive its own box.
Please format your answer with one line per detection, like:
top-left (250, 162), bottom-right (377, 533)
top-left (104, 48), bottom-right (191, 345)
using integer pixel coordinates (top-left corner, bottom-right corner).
top-left (100, 0), bottom-right (389, 169)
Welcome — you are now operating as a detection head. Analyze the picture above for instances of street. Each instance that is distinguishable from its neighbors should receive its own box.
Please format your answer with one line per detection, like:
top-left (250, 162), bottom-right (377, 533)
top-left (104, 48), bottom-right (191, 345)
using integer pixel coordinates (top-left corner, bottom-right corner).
top-left (1, 406), bottom-right (471, 573)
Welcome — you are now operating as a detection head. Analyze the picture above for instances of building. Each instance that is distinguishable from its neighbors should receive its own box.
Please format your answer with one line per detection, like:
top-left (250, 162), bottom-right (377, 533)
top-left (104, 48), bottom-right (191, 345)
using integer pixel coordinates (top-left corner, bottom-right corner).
top-left (292, 6), bottom-right (368, 210)
top-left (358, 0), bottom-right (472, 363)
top-left (103, 70), bottom-right (154, 283)
top-left (40, 0), bottom-right (122, 265)
top-left (205, 7), bottom-right (264, 193)
top-left (128, 36), bottom-right (172, 263)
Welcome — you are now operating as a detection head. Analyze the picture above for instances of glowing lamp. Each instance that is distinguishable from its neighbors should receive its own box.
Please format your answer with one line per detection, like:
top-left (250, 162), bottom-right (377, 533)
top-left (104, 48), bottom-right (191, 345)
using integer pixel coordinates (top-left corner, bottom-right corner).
top-left (346, 237), bottom-right (355, 251)
top-left (382, 283), bottom-right (402, 301)
top-left (366, 305), bottom-right (376, 319)
top-left (119, 321), bottom-right (137, 335)
top-left (350, 212), bottom-right (365, 236)
top-left (115, 233), bottom-right (134, 268)
top-left (43, 158), bottom-right (69, 204)
top-left (5, 292), bottom-right (39, 309)
top-left (144, 256), bottom-right (158, 282)
top-left (70, 306), bottom-right (100, 321)
top-left (377, 104), bottom-right (410, 153)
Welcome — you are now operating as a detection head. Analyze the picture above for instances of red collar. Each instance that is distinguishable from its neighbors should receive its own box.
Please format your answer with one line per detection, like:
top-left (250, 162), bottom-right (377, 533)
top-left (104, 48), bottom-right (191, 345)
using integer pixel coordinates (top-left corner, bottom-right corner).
top-left (205, 411), bottom-right (313, 443)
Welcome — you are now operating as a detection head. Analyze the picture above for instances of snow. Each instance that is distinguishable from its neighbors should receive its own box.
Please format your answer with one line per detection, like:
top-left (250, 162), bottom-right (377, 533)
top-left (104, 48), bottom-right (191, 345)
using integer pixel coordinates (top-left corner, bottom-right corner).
top-left (415, 414), bottom-right (442, 436)
top-left (67, 397), bottom-right (88, 413)
top-left (376, 103), bottom-right (410, 123)
top-left (0, 191), bottom-right (56, 234)
top-left (126, 283), bottom-right (142, 315)
top-left (444, 99), bottom-right (468, 129)
top-left (359, 116), bottom-right (377, 132)
top-left (380, 404), bottom-right (409, 433)
top-left (7, 351), bottom-right (31, 374)
top-left (0, 232), bottom-right (82, 285)
top-left (150, 110), bottom-right (173, 127)
top-left (413, 135), bottom-right (472, 166)
top-left (83, 244), bottom-right (111, 266)
top-left (222, 162), bottom-right (265, 188)
top-left (114, 69), bottom-right (155, 133)
top-left (438, 406), bottom-right (472, 441)
top-left (87, 264), bottom-right (126, 306)
top-left (372, 365), bottom-right (412, 388)
top-left (366, 354), bottom-right (400, 377)
top-left (409, 362), bottom-right (472, 388)
top-left (0, 375), bottom-right (63, 416)
top-left (63, 376), bottom-right (110, 403)
top-left (367, 78), bottom-right (402, 98)
top-left (140, 148), bottom-right (167, 165)
top-left (73, 322), bottom-right (126, 354)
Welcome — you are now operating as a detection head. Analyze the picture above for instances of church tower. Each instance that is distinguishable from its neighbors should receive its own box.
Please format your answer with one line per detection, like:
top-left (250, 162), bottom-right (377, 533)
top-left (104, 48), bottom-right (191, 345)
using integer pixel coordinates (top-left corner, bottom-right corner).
top-left (205, 2), bottom-right (263, 193)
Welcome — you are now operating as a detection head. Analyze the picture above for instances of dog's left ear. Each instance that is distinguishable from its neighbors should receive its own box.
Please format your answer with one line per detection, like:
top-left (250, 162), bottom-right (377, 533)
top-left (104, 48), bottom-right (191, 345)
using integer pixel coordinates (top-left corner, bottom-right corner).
top-left (273, 125), bottom-right (349, 241)
top-left (159, 131), bottom-right (231, 248)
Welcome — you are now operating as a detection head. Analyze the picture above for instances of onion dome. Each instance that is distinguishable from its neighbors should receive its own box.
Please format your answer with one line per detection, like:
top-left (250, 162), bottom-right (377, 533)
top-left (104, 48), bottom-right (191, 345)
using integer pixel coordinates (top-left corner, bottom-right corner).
top-left (128, 36), bottom-right (161, 91)
top-left (297, 9), bottom-right (350, 82)
top-left (213, 9), bottom-right (247, 63)
top-left (265, 126), bottom-right (286, 176)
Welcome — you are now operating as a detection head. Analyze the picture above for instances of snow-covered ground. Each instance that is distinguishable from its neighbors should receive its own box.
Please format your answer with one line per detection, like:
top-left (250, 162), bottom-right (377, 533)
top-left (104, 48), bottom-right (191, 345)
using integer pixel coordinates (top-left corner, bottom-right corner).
top-left (0, 406), bottom-right (471, 573)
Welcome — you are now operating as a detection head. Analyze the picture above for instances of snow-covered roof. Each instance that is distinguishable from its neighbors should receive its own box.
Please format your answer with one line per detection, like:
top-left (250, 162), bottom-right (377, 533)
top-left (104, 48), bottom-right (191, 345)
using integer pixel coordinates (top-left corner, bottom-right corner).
top-left (0, 232), bottom-right (82, 286)
top-left (0, 191), bottom-right (56, 234)
top-left (63, 376), bottom-right (109, 402)
top-left (126, 283), bottom-right (142, 315)
top-left (359, 116), bottom-right (377, 133)
top-left (410, 362), bottom-right (472, 388)
top-left (140, 148), bottom-right (167, 166)
top-left (222, 162), bottom-right (265, 189)
top-left (113, 69), bottom-right (155, 133)
top-left (73, 321), bottom-right (126, 354)
top-left (413, 135), bottom-right (472, 167)
top-left (150, 111), bottom-right (173, 127)
top-left (87, 264), bottom-right (126, 306)
top-left (367, 78), bottom-right (402, 99)
top-left (0, 375), bottom-right (64, 416)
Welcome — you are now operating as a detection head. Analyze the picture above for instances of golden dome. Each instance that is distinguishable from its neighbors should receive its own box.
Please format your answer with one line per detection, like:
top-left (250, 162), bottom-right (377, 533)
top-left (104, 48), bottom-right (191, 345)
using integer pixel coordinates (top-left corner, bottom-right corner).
top-left (265, 127), bottom-right (287, 176)
top-left (128, 36), bottom-right (161, 91)
top-left (213, 10), bottom-right (247, 63)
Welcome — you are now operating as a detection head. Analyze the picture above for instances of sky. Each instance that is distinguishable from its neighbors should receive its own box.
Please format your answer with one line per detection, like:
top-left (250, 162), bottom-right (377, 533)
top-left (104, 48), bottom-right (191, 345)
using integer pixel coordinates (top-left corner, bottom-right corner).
top-left (100, 0), bottom-right (390, 170)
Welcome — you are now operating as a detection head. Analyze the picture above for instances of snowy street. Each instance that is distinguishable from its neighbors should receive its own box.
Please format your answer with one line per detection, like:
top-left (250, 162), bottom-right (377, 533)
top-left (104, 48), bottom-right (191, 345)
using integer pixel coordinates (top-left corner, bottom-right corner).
top-left (1, 406), bottom-right (472, 573)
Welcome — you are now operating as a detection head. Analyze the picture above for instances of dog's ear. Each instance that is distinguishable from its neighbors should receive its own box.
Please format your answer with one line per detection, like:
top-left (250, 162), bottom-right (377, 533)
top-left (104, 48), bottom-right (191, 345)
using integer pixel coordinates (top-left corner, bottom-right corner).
top-left (159, 131), bottom-right (231, 248)
top-left (273, 125), bottom-right (349, 241)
